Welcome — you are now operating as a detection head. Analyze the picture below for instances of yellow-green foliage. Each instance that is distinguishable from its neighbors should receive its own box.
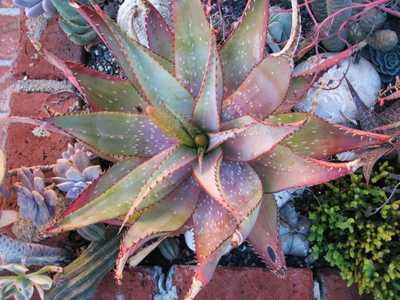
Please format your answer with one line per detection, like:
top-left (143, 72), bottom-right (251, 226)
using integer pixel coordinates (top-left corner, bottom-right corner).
top-left (309, 162), bottom-right (400, 300)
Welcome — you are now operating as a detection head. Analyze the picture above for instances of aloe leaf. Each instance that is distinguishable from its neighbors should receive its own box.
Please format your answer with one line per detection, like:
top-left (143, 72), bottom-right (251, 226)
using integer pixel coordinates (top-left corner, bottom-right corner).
top-left (222, 55), bottom-right (292, 121)
top-left (247, 195), bottom-right (286, 277)
top-left (222, 116), bottom-right (304, 161)
top-left (121, 145), bottom-right (196, 228)
top-left (193, 148), bottom-right (238, 218)
top-left (275, 76), bottom-right (312, 113)
top-left (175, 0), bottom-right (211, 96)
top-left (50, 112), bottom-right (175, 158)
top-left (45, 147), bottom-right (182, 233)
top-left (146, 106), bottom-right (195, 147)
top-left (145, 0), bottom-right (173, 61)
top-left (187, 193), bottom-right (260, 299)
top-left (115, 178), bottom-right (199, 281)
top-left (193, 38), bottom-right (223, 132)
top-left (252, 145), bottom-right (363, 192)
top-left (220, 0), bottom-right (270, 97)
top-left (267, 113), bottom-right (390, 159)
top-left (63, 62), bottom-right (144, 112)
top-left (73, 2), bottom-right (194, 120)
top-left (0, 149), bottom-right (5, 184)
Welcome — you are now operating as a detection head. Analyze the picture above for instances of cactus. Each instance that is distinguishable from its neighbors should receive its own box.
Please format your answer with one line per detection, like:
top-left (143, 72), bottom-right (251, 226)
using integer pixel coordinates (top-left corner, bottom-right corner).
top-left (46, 231), bottom-right (120, 300)
top-left (0, 264), bottom-right (62, 300)
top-left (0, 234), bottom-right (70, 266)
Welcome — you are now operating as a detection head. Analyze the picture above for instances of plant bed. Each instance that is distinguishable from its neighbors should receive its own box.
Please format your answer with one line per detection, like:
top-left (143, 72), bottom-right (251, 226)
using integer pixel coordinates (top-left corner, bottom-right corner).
top-left (1, 0), bottom-right (400, 299)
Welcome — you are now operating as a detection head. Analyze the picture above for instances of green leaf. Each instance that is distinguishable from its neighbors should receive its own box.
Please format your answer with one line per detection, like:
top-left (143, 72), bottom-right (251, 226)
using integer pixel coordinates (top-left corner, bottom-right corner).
top-left (0, 264), bottom-right (29, 275)
top-left (49, 146), bottom-right (193, 232)
top-left (74, 3), bottom-right (193, 120)
top-left (146, 106), bottom-right (195, 147)
top-left (193, 38), bottom-right (223, 132)
top-left (65, 63), bottom-right (145, 112)
top-left (50, 112), bottom-right (175, 158)
top-left (14, 278), bottom-right (34, 300)
top-left (121, 145), bottom-right (196, 227)
top-left (28, 275), bottom-right (52, 290)
top-left (115, 178), bottom-right (199, 281)
top-left (175, 0), bottom-right (211, 96)
top-left (220, 0), bottom-right (270, 96)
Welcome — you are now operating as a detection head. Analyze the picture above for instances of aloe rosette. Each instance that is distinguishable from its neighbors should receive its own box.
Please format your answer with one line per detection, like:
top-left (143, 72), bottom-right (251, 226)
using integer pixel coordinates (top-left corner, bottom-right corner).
top-left (38, 0), bottom-right (391, 298)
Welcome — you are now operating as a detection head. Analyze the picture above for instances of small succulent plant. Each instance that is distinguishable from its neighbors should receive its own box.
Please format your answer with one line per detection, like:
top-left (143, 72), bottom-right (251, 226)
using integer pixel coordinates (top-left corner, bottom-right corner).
top-left (0, 234), bottom-right (70, 266)
top-left (52, 0), bottom-right (99, 45)
top-left (279, 201), bottom-right (310, 257)
top-left (0, 264), bottom-right (62, 300)
top-left (13, 0), bottom-right (56, 17)
top-left (53, 143), bottom-right (101, 201)
top-left (365, 43), bottom-right (400, 83)
top-left (35, 0), bottom-right (391, 298)
top-left (14, 168), bottom-right (58, 227)
top-left (268, 6), bottom-right (292, 52)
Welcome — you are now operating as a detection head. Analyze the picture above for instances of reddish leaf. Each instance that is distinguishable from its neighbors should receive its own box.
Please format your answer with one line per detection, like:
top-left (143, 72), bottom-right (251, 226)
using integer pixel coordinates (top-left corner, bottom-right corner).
top-left (193, 38), bottom-right (223, 132)
top-left (145, 0), bottom-right (174, 61)
top-left (220, 0), bottom-right (270, 97)
top-left (174, 0), bottom-right (211, 96)
top-left (73, 2), bottom-right (194, 121)
top-left (187, 193), bottom-right (261, 299)
top-left (222, 55), bottom-right (292, 121)
top-left (193, 148), bottom-right (240, 218)
top-left (275, 76), bottom-right (312, 113)
top-left (247, 194), bottom-right (286, 277)
top-left (115, 178), bottom-right (199, 281)
top-left (252, 145), bottom-right (363, 192)
top-left (222, 116), bottom-right (303, 161)
top-left (268, 113), bottom-right (390, 159)
top-left (43, 50), bottom-right (145, 112)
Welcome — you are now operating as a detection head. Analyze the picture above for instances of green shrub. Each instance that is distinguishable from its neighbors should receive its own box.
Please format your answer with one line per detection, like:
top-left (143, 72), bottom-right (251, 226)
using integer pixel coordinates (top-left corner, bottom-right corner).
top-left (309, 161), bottom-right (400, 300)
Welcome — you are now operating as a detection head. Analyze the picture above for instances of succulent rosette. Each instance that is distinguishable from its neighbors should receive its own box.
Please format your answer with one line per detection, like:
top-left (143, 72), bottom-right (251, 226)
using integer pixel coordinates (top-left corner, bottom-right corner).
top-left (366, 43), bottom-right (400, 83)
top-left (39, 0), bottom-right (390, 298)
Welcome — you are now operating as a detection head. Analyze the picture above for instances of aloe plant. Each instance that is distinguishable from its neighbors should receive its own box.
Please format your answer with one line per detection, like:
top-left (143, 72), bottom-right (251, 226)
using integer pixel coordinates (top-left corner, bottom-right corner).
top-left (33, 0), bottom-right (393, 298)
